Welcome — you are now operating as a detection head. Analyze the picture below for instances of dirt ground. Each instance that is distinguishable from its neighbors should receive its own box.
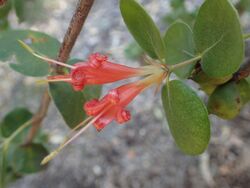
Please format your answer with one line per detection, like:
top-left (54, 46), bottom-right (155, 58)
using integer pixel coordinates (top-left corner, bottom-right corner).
top-left (0, 0), bottom-right (250, 188)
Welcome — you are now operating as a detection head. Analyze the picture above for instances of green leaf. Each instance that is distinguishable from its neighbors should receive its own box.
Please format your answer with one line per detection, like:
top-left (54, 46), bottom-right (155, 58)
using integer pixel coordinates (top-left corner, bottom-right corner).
top-left (0, 18), bottom-right (9, 31)
top-left (49, 83), bottom-right (101, 129)
top-left (193, 0), bottom-right (244, 78)
top-left (0, 0), bottom-right (11, 19)
top-left (237, 79), bottom-right (250, 104)
top-left (11, 143), bottom-right (48, 174)
top-left (13, 0), bottom-right (48, 23)
top-left (0, 108), bottom-right (32, 138)
top-left (208, 82), bottom-right (242, 119)
top-left (120, 0), bottom-right (165, 59)
top-left (0, 30), bottom-right (60, 76)
top-left (192, 70), bottom-right (232, 94)
top-left (236, 0), bottom-right (250, 12)
top-left (162, 80), bottom-right (210, 155)
top-left (164, 21), bottom-right (196, 78)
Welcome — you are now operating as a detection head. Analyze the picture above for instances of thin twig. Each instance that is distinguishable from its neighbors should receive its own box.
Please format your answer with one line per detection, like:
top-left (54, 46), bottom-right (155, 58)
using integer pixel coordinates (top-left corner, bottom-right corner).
top-left (232, 57), bottom-right (250, 81)
top-left (25, 90), bottom-right (51, 144)
top-left (56, 0), bottom-right (95, 72)
top-left (25, 0), bottom-right (95, 145)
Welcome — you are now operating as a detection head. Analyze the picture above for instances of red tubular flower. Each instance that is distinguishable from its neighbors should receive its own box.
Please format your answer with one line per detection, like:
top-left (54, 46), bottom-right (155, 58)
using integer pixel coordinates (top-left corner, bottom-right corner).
top-left (47, 53), bottom-right (146, 91)
top-left (84, 73), bottom-right (164, 131)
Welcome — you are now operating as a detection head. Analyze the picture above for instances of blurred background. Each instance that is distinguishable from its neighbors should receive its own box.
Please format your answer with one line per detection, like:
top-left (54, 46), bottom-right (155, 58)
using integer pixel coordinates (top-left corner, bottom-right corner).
top-left (0, 0), bottom-right (250, 187)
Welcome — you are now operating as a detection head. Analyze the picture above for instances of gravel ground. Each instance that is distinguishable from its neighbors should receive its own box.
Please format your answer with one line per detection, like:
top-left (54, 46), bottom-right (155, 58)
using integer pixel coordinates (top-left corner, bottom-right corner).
top-left (0, 0), bottom-right (249, 188)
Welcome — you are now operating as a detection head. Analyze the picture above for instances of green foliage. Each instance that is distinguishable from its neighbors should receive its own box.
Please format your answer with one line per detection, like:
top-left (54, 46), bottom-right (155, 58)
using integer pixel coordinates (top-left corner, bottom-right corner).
top-left (238, 79), bottom-right (250, 104)
top-left (194, 0), bottom-right (244, 78)
top-left (163, 0), bottom-right (197, 26)
top-left (162, 80), bottom-right (210, 155)
top-left (192, 70), bottom-right (232, 94)
top-left (208, 81), bottom-right (244, 119)
top-left (0, 0), bottom-right (11, 30)
top-left (235, 0), bottom-right (250, 13)
top-left (0, 0), bottom-right (249, 184)
top-left (120, 0), bottom-right (165, 59)
top-left (0, 0), bottom-right (11, 19)
top-left (0, 108), bottom-right (32, 138)
top-left (164, 21), bottom-right (196, 78)
top-left (11, 143), bottom-right (48, 174)
top-left (0, 0), bottom-right (50, 29)
top-left (0, 108), bottom-right (49, 187)
top-left (13, 0), bottom-right (48, 23)
top-left (0, 30), bottom-right (60, 76)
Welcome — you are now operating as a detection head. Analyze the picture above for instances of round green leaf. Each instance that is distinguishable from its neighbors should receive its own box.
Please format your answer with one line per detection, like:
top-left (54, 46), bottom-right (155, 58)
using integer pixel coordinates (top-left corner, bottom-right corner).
top-left (49, 83), bottom-right (101, 129)
top-left (11, 143), bottom-right (48, 174)
top-left (120, 0), bottom-right (165, 59)
top-left (193, 0), bottom-right (244, 78)
top-left (164, 21), bottom-right (196, 78)
top-left (162, 80), bottom-right (210, 155)
top-left (0, 30), bottom-right (60, 76)
top-left (0, 108), bottom-right (32, 138)
top-left (208, 82), bottom-right (242, 119)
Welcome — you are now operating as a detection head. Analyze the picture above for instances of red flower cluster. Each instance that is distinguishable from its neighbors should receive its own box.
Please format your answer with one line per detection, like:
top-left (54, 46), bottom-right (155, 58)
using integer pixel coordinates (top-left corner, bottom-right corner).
top-left (20, 42), bottom-right (168, 164)
top-left (47, 53), bottom-right (166, 131)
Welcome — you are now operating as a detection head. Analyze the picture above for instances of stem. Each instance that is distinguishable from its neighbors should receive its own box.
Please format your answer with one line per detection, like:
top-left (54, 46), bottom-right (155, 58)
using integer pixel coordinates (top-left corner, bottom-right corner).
top-left (34, 54), bottom-right (75, 69)
top-left (243, 33), bottom-right (250, 40)
top-left (56, 0), bottom-right (95, 67)
top-left (232, 58), bottom-right (250, 81)
top-left (25, 0), bottom-right (95, 145)
top-left (166, 73), bottom-right (172, 110)
top-left (169, 55), bottom-right (202, 72)
top-left (46, 78), bottom-right (72, 83)
top-left (25, 90), bottom-right (51, 145)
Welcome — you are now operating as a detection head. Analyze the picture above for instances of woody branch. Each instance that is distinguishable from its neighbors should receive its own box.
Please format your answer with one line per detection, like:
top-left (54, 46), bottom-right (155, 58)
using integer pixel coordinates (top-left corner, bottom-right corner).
top-left (25, 0), bottom-right (95, 144)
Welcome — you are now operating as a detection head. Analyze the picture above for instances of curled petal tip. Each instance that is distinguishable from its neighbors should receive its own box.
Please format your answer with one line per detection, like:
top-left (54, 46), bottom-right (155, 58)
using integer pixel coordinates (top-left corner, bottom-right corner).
top-left (84, 99), bottom-right (100, 116)
top-left (88, 53), bottom-right (107, 69)
top-left (116, 109), bottom-right (131, 124)
top-left (94, 118), bottom-right (108, 131)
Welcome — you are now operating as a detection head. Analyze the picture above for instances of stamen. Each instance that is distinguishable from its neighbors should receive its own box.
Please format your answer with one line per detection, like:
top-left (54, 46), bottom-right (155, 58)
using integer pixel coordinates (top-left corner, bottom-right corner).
top-left (70, 117), bottom-right (93, 135)
top-left (36, 55), bottom-right (75, 69)
top-left (36, 79), bottom-right (50, 85)
top-left (41, 107), bottom-right (111, 165)
top-left (41, 116), bottom-right (97, 165)
top-left (47, 78), bottom-right (72, 82)
top-left (84, 99), bottom-right (100, 116)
